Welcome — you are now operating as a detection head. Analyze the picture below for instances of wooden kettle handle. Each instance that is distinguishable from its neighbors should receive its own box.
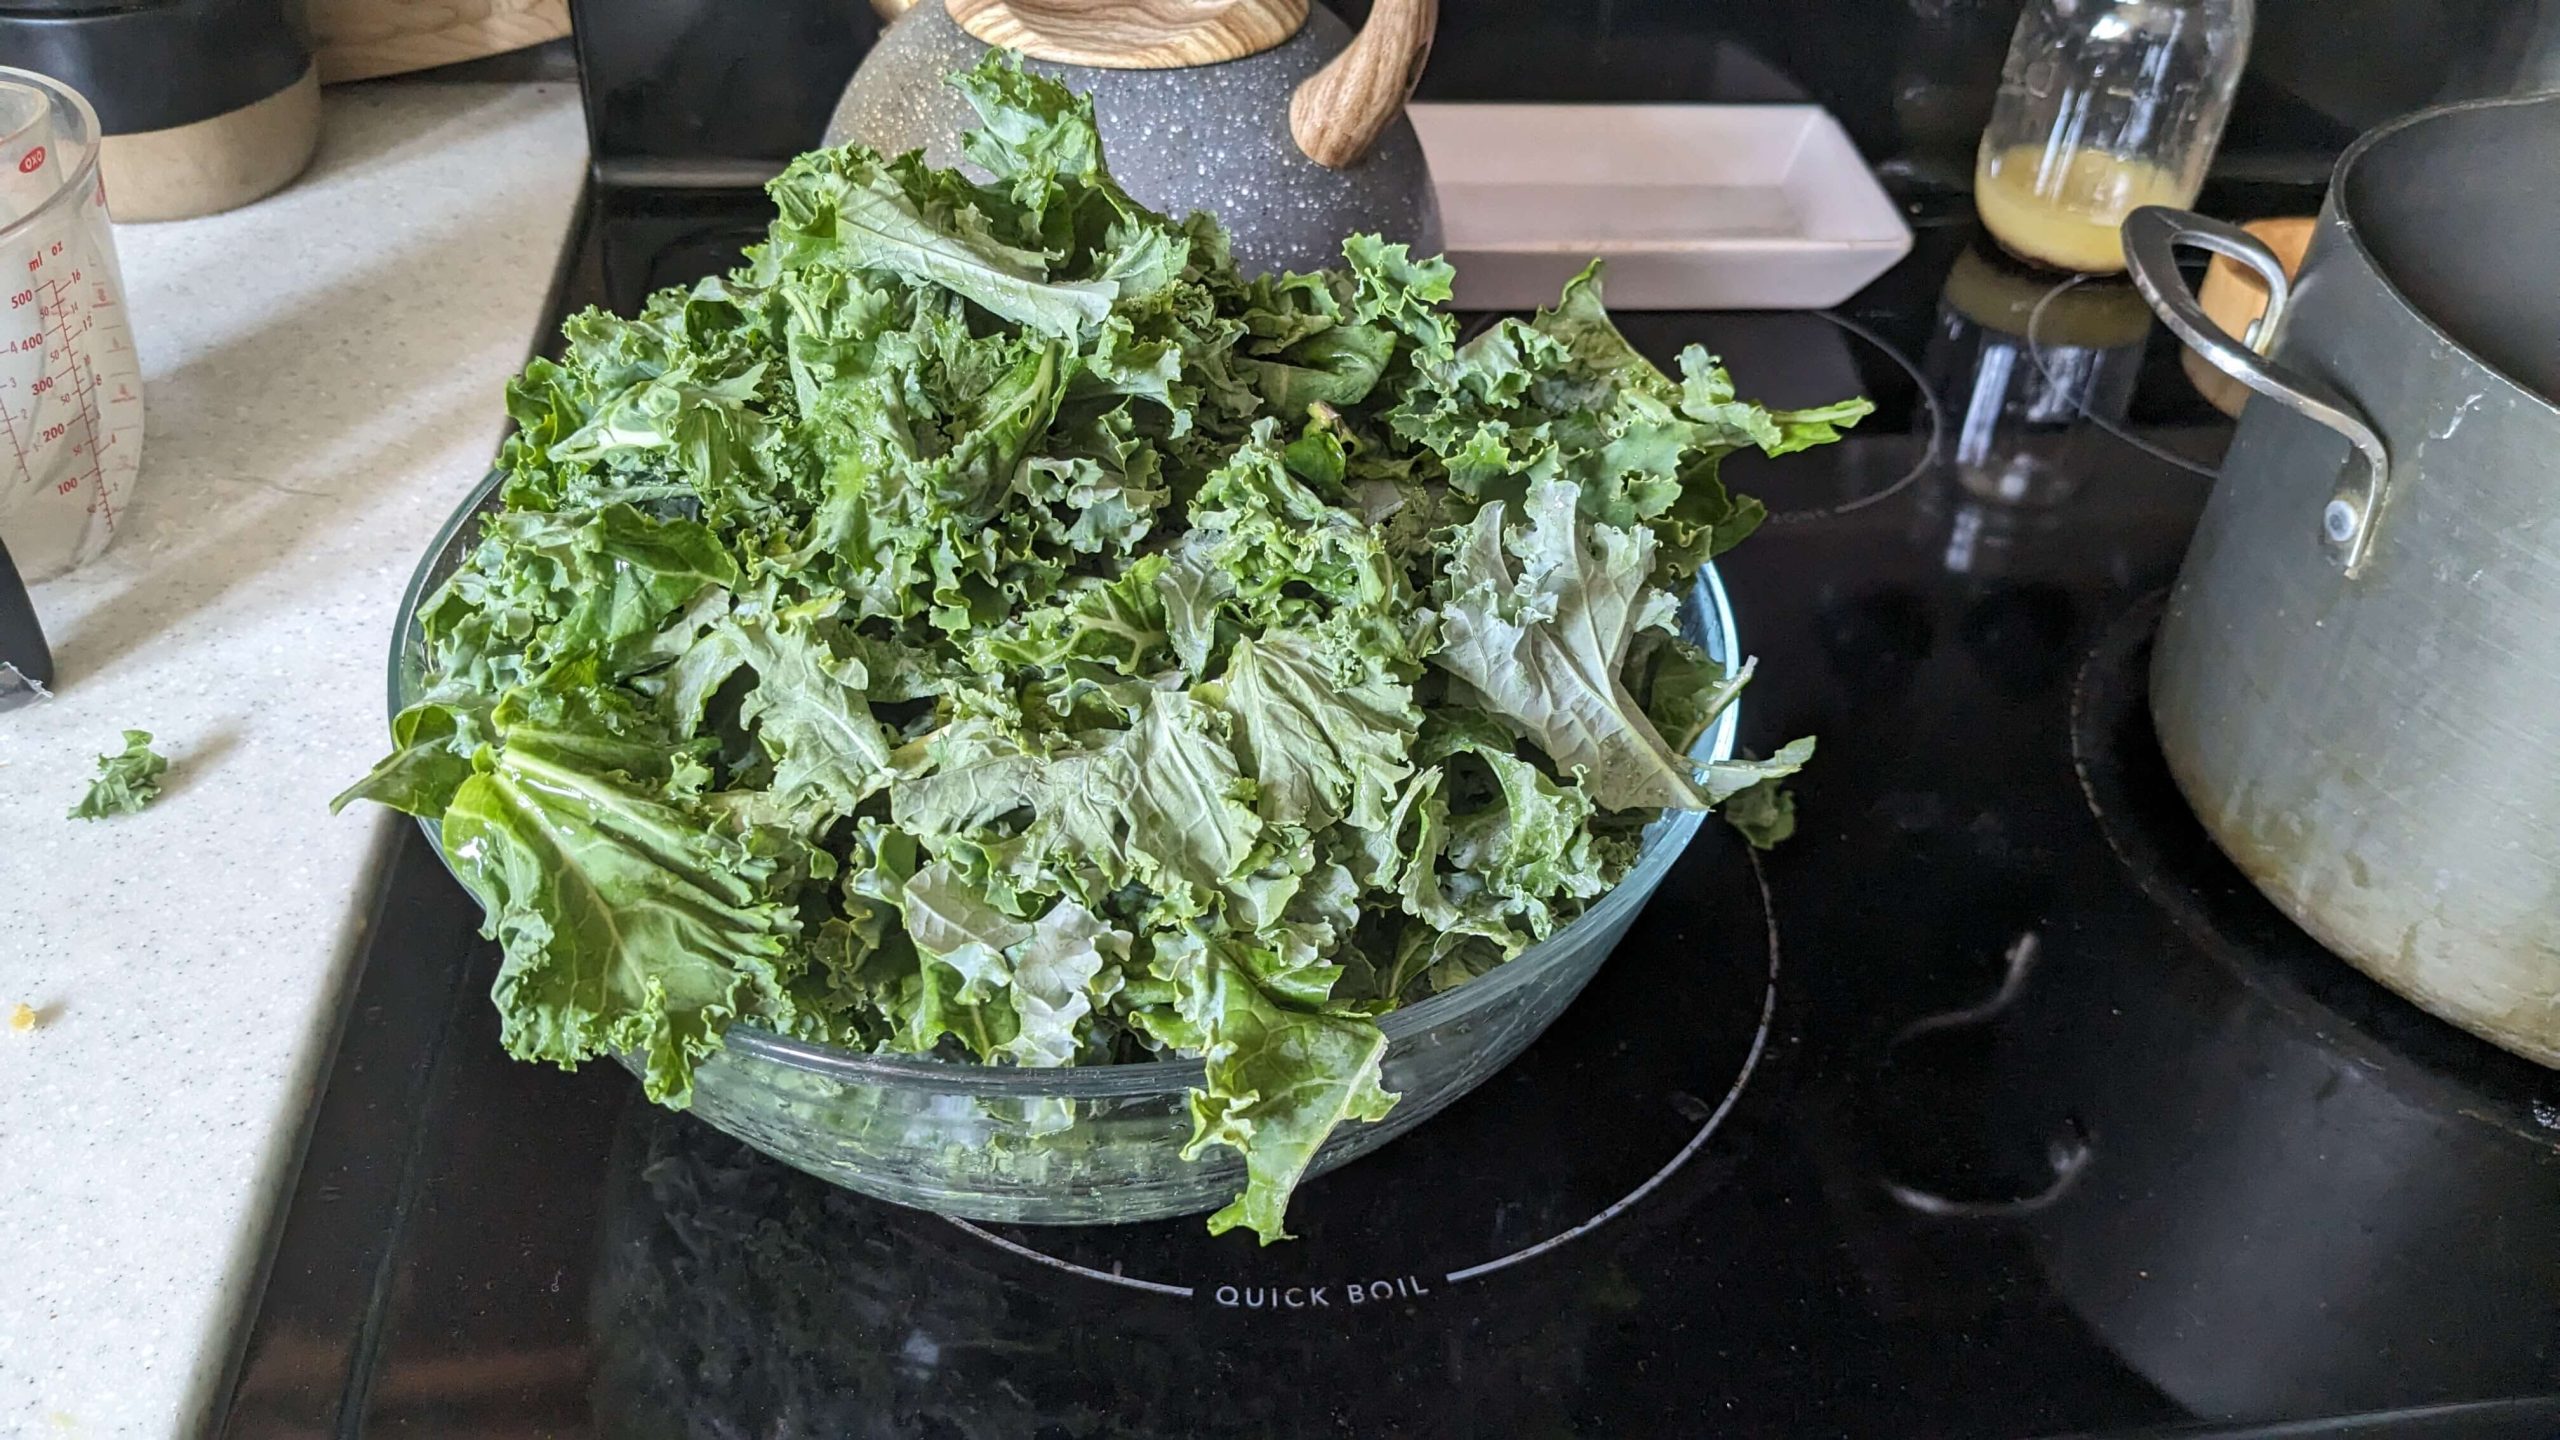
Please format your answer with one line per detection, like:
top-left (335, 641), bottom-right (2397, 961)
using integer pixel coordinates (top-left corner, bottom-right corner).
top-left (1289, 0), bottom-right (1436, 169)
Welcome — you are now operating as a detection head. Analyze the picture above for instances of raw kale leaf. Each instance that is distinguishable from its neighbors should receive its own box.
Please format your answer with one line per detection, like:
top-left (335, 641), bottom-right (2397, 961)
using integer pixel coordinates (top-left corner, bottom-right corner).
top-left (1177, 936), bottom-right (1397, 1243)
top-left (440, 733), bottom-right (801, 1107)
top-left (1719, 770), bottom-right (1802, 851)
top-left (70, 729), bottom-right (167, 819)
top-left (1430, 479), bottom-right (1704, 811)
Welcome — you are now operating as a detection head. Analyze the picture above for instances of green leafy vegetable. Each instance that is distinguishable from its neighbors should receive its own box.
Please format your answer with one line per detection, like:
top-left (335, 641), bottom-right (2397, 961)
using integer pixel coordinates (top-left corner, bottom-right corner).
top-left (70, 730), bottom-right (167, 819)
top-left (1719, 769), bottom-right (1801, 851)
top-left (1179, 938), bottom-right (1397, 1242)
top-left (1431, 478), bottom-right (1704, 811)
top-left (347, 53), bottom-right (1866, 1241)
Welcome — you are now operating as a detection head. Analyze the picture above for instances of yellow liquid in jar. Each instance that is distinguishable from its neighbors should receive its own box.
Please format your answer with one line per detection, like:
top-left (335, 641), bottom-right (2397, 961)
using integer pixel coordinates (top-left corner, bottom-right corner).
top-left (1974, 144), bottom-right (2193, 273)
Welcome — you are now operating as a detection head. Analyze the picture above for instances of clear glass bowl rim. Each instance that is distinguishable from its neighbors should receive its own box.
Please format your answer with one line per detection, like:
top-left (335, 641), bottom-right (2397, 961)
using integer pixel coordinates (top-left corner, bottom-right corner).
top-left (389, 467), bottom-right (1742, 1100)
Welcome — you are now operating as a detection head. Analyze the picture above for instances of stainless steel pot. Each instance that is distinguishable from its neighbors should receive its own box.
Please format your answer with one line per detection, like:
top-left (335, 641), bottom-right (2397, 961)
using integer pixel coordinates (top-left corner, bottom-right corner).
top-left (2123, 93), bottom-right (2560, 1067)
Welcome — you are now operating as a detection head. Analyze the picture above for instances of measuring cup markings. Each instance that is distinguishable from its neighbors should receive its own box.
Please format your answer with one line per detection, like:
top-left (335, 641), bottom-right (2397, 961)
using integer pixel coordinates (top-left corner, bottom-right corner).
top-left (2, 232), bottom-right (138, 534)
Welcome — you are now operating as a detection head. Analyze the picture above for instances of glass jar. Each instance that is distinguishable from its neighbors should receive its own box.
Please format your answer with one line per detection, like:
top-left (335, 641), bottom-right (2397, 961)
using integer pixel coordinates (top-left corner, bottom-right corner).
top-left (1973, 0), bottom-right (2254, 274)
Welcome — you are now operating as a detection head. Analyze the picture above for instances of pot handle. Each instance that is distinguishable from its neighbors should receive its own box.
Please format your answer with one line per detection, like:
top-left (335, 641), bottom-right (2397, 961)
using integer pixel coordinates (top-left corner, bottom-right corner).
top-left (2121, 206), bottom-right (2392, 576)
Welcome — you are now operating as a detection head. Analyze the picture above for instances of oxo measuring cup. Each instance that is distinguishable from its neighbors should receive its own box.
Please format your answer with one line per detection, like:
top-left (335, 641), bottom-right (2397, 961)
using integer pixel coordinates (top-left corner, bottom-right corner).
top-left (0, 67), bottom-right (141, 582)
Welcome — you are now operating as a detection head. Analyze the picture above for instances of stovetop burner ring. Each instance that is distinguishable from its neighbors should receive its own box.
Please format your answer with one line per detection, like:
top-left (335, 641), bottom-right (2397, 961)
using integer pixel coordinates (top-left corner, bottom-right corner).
top-left (1763, 309), bottom-right (1942, 527)
top-left (948, 848), bottom-right (1784, 1301)
top-left (946, 1216), bottom-right (1200, 1297)
top-left (2028, 275), bottom-right (2220, 481)
top-left (1448, 857), bottom-right (1778, 1286)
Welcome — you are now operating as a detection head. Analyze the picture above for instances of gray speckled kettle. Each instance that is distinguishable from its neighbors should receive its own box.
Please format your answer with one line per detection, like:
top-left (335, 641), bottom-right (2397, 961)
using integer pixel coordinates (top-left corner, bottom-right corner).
top-left (831, 0), bottom-right (1440, 276)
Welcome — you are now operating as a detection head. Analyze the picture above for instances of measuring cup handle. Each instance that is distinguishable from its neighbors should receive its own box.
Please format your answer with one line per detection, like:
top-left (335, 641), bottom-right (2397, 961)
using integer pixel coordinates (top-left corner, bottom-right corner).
top-left (0, 534), bottom-right (51, 706)
top-left (2121, 206), bottom-right (2392, 576)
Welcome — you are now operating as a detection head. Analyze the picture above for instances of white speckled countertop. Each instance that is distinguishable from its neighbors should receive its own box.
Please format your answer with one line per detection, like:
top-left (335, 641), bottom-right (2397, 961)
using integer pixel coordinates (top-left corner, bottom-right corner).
top-left (0, 83), bottom-right (585, 1438)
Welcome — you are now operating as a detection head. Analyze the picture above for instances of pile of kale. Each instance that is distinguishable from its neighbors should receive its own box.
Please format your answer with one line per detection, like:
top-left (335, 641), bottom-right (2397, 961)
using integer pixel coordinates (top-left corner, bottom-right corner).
top-left (341, 56), bottom-right (1864, 1240)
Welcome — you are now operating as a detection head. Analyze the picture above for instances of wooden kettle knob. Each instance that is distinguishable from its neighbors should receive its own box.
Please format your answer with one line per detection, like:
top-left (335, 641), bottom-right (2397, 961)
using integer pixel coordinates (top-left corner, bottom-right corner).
top-left (949, 0), bottom-right (1308, 68)
top-left (1289, 0), bottom-right (1436, 169)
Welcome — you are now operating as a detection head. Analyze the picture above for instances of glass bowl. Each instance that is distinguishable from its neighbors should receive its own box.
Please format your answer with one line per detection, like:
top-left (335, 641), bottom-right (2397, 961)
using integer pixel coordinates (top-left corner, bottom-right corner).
top-left (389, 470), bottom-right (1741, 1225)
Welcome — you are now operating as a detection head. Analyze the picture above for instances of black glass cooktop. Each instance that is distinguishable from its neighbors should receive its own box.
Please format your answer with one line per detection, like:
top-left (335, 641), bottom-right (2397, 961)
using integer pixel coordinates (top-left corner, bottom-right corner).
top-left (214, 191), bottom-right (2560, 1439)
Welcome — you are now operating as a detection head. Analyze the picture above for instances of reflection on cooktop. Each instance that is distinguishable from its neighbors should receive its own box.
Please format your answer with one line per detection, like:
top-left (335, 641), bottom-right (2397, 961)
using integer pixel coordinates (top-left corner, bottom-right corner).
top-left (2070, 591), bottom-right (2560, 1148)
top-left (2026, 590), bottom-right (2560, 1419)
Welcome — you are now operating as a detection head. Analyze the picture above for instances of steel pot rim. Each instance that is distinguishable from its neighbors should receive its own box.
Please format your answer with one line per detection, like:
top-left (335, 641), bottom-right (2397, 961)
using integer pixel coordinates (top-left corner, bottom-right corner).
top-left (2319, 87), bottom-right (2560, 426)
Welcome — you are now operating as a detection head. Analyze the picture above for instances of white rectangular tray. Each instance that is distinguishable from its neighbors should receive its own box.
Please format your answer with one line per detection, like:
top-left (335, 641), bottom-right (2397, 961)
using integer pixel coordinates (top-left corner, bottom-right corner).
top-left (1405, 103), bottom-right (1914, 312)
